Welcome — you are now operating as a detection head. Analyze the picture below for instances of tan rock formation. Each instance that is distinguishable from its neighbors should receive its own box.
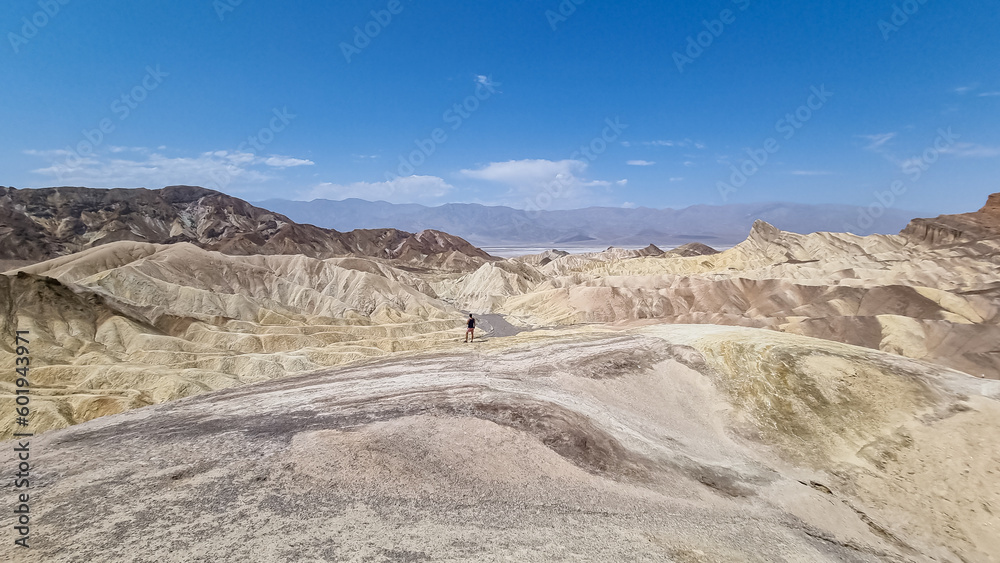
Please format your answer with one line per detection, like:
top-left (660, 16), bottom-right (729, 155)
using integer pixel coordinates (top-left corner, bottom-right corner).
top-left (0, 242), bottom-right (468, 438)
top-left (4, 327), bottom-right (997, 562)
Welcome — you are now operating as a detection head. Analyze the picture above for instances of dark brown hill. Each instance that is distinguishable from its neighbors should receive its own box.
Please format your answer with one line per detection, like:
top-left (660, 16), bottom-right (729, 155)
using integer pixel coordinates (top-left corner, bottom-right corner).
top-left (0, 186), bottom-right (493, 268)
top-left (669, 242), bottom-right (719, 257)
top-left (901, 192), bottom-right (1000, 248)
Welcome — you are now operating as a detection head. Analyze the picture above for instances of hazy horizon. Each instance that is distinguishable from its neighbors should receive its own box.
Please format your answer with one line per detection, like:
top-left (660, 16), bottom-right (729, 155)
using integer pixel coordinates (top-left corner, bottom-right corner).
top-left (254, 193), bottom-right (932, 215)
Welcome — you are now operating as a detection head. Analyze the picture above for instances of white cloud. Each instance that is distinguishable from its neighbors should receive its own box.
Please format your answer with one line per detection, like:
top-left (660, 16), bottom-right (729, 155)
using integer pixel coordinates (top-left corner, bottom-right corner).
top-left (889, 142), bottom-right (999, 176)
top-left (460, 159), bottom-right (587, 187)
top-left (855, 132), bottom-right (998, 175)
top-left (939, 143), bottom-right (1000, 158)
top-left (621, 202), bottom-right (637, 209)
top-left (669, 177), bottom-right (684, 182)
top-left (24, 147), bottom-right (313, 189)
top-left (683, 161), bottom-right (695, 167)
top-left (626, 160), bottom-right (655, 166)
top-left (263, 156), bottom-right (315, 168)
top-left (979, 91), bottom-right (1000, 97)
top-left (300, 175), bottom-right (454, 203)
top-left (640, 139), bottom-right (706, 149)
top-left (860, 132), bottom-right (897, 152)
top-left (475, 74), bottom-right (501, 92)
top-left (107, 146), bottom-right (149, 154)
top-left (24, 149), bottom-right (73, 158)
top-left (459, 158), bottom-right (618, 208)
top-left (616, 179), bottom-right (628, 186)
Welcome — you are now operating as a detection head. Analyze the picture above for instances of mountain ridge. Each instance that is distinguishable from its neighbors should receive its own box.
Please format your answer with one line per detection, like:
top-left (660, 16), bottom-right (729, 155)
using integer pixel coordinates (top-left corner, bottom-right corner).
top-left (901, 192), bottom-right (1000, 248)
top-left (257, 197), bottom-right (924, 247)
top-left (0, 186), bottom-right (493, 269)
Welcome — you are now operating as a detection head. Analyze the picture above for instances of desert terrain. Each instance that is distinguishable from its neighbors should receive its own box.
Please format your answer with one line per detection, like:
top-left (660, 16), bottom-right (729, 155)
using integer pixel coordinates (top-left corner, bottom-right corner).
top-left (1, 187), bottom-right (999, 561)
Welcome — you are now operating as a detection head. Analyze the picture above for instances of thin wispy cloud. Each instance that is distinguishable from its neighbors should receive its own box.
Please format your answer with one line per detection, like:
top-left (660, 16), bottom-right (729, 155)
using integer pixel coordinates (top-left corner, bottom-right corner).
top-left (263, 156), bottom-right (315, 168)
top-left (939, 143), bottom-right (1000, 158)
top-left (978, 91), bottom-right (1000, 97)
top-left (301, 175), bottom-right (454, 203)
top-left (24, 147), bottom-right (313, 189)
top-left (857, 132), bottom-right (912, 172)
top-left (953, 84), bottom-right (978, 95)
top-left (790, 170), bottom-right (833, 176)
top-left (640, 139), bottom-right (706, 149)
top-left (626, 160), bottom-right (655, 166)
top-left (107, 146), bottom-right (150, 154)
top-left (857, 130), bottom-right (995, 177)
top-left (475, 74), bottom-right (501, 92)
top-left (860, 133), bottom-right (897, 152)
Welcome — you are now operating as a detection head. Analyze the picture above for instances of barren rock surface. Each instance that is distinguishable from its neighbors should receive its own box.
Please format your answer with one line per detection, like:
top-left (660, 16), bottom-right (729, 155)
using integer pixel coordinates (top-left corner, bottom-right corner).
top-left (3, 328), bottom-right (997, 562)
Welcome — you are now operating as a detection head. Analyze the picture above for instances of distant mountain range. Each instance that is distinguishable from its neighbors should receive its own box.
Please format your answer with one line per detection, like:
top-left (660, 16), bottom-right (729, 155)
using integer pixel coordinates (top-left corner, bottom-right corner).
top-left (0, 186), bottom-right (491, 269)
top-left (258, 198), bottom-right (923, 247)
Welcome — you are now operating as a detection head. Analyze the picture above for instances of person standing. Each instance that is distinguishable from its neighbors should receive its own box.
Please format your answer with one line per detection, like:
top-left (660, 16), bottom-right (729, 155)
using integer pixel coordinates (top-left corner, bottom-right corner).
top-left (465, 314), bottom-right (476, 343)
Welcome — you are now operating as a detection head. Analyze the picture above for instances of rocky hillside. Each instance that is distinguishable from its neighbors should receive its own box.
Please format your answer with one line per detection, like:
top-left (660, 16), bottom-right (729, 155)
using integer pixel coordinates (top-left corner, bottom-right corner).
top-left (6, 327), bottom-right (999, 562)
top-left (0, 186), bottom-right (493, 269)
top-left (0, 240), bottom-right (469, 438)
top-left (435, 195), bottom-right (1000, 379)
top-left (901, 192), bottom-right (1000, 248)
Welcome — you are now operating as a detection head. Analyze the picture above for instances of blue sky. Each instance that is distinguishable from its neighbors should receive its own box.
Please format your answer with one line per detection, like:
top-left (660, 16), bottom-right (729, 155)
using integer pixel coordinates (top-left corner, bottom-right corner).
top-left (2, 0), bottom-right (998, 214)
